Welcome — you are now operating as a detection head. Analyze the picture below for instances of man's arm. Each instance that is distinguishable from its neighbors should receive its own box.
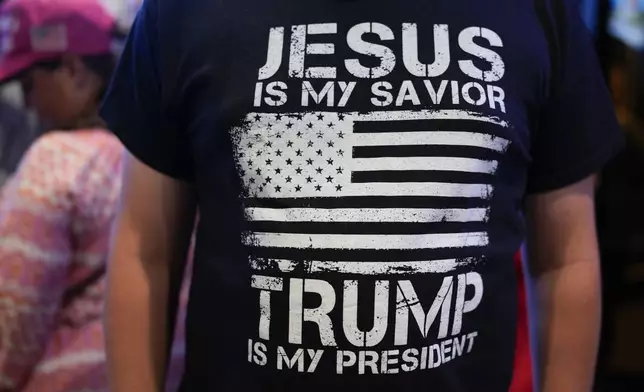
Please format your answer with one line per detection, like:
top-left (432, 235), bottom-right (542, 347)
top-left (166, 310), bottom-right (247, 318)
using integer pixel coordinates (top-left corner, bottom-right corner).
top-left (525, 175), bottom-right (601, 392)
top-left (105, 153), bottom-right (196, 392)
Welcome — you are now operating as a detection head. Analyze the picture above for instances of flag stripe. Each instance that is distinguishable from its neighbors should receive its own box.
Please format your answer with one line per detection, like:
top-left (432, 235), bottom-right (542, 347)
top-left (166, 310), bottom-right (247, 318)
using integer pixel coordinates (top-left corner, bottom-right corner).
top-left (350, 183), bottom-right (492, 198)
top-left (353, 109), bottom-right (509, 127)
top-left (249, 258), bottom-right (478, 275)
top-left (351, 170), bottom-right (488, 184)
top-left (351, 131), bottom-right (510, 152)
top-left (352, 145), bottom-right (495, 159)
top-left (351, 157), bottom-right (498, 173)
top-left (243, 196), bottom-right (489, 209)
top-left (242, 232), bottom-right (489, 250)
top-left (248, 246), bottom-right (486, 263)
top-left (253, 183), bottom-right (493, 199)
top-left (245, 207), bottom-right (488, 223)
top-left (248, 221), bottom-right (487, 235)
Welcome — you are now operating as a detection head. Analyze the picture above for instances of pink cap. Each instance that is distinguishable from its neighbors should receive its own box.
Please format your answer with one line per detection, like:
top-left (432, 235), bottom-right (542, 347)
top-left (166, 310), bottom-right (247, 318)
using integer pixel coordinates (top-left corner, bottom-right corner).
top-left (0, 0), bottom-right (115, 83)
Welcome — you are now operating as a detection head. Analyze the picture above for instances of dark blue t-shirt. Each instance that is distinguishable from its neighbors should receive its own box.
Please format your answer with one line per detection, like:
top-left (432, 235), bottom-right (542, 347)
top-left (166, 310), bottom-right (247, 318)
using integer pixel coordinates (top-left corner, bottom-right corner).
top-left (101, 0), bottom-right (622, 390)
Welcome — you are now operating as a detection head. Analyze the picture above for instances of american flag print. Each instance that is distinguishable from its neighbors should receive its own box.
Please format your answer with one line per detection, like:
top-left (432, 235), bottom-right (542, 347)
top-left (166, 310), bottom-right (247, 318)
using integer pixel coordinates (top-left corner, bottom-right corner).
top-left (232, 109), bottom-right (510, 275)
top-left (29, 24), bottom-right (68, 52)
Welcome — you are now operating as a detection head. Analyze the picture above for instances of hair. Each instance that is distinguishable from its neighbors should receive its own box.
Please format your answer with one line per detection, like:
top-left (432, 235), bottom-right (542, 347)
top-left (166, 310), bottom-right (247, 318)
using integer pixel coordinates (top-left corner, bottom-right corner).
top-left (31, 53), bottom-right (116, 129)
top-left (33, 53), bottom-right (116, 101)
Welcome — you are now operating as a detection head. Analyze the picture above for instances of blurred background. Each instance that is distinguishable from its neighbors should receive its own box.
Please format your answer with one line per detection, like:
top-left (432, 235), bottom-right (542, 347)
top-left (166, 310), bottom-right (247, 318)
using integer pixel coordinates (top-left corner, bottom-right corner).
top-left (594, 0), bottom-right (644, 390)
top-left (0, 0), bottom-right (139, 186)
top-left (1, 0), bottom-right (644, 391)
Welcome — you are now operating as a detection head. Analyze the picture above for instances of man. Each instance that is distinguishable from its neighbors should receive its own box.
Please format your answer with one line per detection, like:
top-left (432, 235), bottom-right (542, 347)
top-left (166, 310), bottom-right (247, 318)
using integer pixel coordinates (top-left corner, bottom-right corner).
top-left (101, 0), bottom-right (622, 390)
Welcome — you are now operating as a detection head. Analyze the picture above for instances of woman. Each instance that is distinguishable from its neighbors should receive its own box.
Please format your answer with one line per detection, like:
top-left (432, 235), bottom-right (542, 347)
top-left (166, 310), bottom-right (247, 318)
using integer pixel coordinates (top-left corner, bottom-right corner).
top-left (0, 0), bottom-right (186, 390)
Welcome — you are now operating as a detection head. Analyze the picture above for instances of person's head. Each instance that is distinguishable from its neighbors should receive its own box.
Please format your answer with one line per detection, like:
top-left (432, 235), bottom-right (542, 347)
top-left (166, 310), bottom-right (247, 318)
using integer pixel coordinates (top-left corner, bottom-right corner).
top-left (0, 0), bottom-right (119, 129)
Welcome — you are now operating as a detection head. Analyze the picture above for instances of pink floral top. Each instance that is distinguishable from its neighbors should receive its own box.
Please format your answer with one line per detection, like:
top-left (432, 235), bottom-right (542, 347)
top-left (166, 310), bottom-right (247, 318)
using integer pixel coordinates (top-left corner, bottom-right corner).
top-left (0, 129), bottom-right (187, 392)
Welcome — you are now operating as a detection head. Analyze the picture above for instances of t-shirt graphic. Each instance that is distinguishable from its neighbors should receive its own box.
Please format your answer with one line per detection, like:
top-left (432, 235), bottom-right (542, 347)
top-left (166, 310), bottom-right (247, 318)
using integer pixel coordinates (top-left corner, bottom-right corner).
top-left (101, 0), bottom-right (624, 389)
top-left (229, 21), bottom-right (511, 377)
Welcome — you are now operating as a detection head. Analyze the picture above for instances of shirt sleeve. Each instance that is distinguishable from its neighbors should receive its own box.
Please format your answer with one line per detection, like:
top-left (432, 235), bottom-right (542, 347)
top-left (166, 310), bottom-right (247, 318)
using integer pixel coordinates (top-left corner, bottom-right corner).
top-left (526, 0), bottom-right (624, 194)
top-left (0, 136), bottom-right (73, 390)
top-left (100, 0), bottom-right (193, 181)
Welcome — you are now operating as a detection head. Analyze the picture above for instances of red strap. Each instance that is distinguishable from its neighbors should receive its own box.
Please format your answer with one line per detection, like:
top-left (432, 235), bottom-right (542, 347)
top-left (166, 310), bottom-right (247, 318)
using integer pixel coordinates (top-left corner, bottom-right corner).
top-left (509, 251), bottom-right (534, 392)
